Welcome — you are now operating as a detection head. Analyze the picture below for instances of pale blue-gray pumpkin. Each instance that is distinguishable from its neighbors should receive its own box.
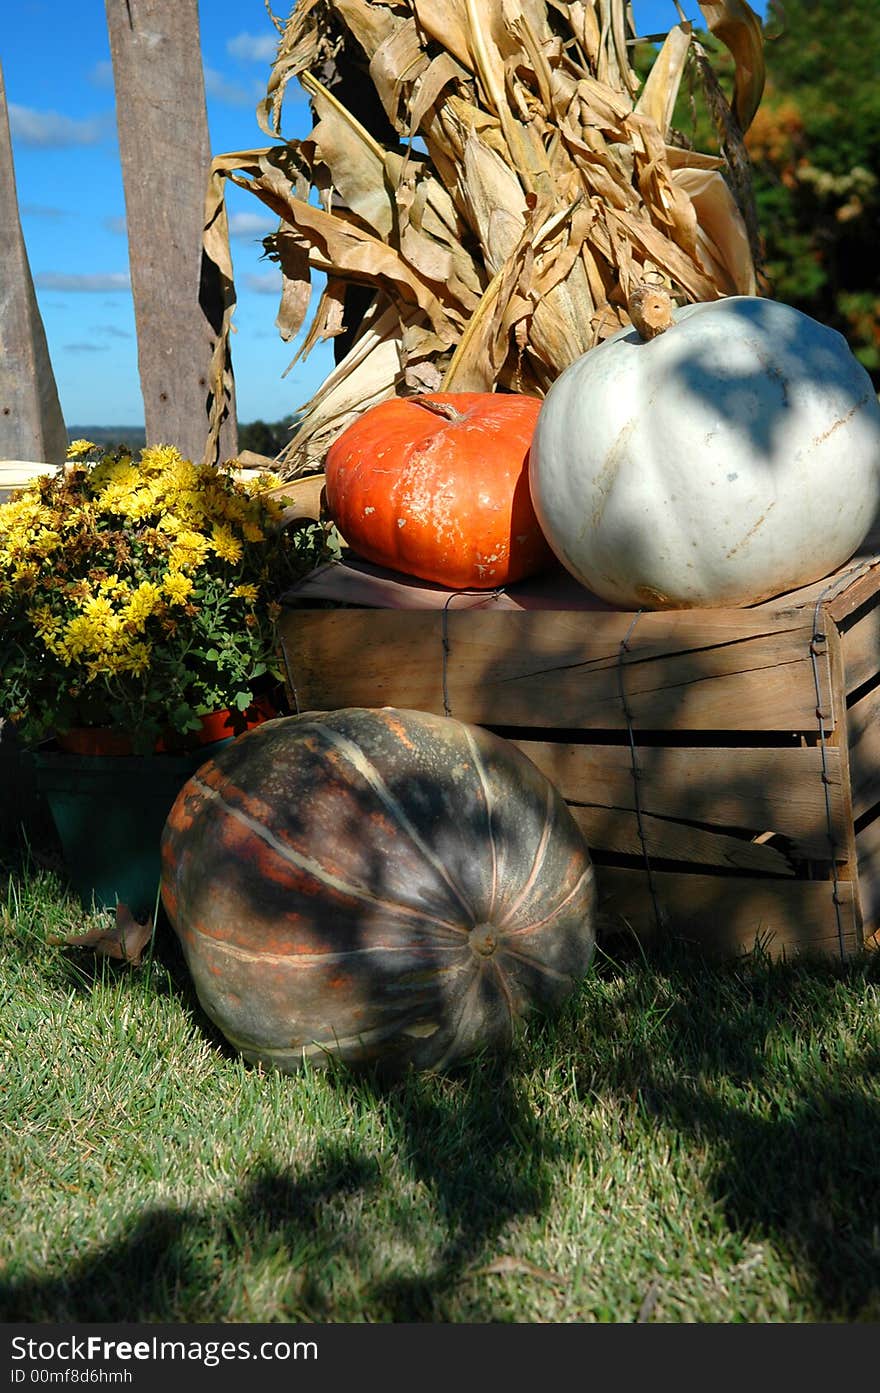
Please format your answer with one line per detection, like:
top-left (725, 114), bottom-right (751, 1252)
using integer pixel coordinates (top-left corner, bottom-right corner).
top-left (529, 291), bottom-right (880, 609)
top-left (160, 707), bottom-right (596, 1073)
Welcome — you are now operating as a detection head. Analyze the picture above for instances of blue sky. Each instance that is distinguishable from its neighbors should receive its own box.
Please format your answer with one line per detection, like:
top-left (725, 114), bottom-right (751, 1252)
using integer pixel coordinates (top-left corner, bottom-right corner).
top-left (2, 1), bottom-right (765, 428)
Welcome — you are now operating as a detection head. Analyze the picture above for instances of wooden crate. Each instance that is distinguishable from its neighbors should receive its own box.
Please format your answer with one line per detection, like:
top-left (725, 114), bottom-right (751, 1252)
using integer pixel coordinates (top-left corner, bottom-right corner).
top-left (278, 540), bottom-right (880, 960)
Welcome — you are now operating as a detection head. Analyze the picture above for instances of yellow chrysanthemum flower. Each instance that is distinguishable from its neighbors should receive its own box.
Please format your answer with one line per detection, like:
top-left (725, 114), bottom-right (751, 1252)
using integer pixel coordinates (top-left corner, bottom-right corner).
top-left (211, 523), bottom-right (243, 565)
top-left (82, 594), bottom-right (115, 621)
top-left (66, 439), bottom-right (98, 459)
top-left (98, 574), bottom-right (128, 596)
top-left (232, 583), bottom-right (259, 602)
top-left (116, 642), bottom-right (152, 675)
top-left (163, 572), bottom-right (194, 606)
top-left (63, 614), bottom-right (101, 659)
top-left (91, 456), bottom-right (135, 491)
top-left (123, 487), bottom-right (162, 521)
top-left (243, 471), bottom-right (280, 495)
top-left (97, 478), bottom-right (139, 514)
top-left (32, 529), bottom-right (61, 558)
top-left (167, 530), bottom-right (210, 572)
top-left (124, 581), bottom-right (162, 625)
top-left (28, 605), bottom-right (61, 638)
top-left (167, 459), bottom-right (199, 492)
top-left (1, 495), bottom-right (44, 533)
top-left (13, 562), bottom-right (39, 588)
top-left (219, 494), bottom-right (246, 524)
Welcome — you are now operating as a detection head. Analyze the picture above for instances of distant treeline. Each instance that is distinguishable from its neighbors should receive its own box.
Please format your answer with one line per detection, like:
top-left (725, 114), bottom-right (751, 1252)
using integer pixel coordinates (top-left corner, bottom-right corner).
top-left (66, 416), bottom-right (298, 460)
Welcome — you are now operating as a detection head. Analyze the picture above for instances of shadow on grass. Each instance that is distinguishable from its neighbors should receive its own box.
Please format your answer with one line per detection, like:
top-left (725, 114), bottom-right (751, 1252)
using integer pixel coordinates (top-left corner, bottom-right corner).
top-left (4, 905), bottom-right (880, 1321)
top-left (568, 941), bottom-right (880, 1320)
top-left (0, 1058), bottom-right (556, 1323)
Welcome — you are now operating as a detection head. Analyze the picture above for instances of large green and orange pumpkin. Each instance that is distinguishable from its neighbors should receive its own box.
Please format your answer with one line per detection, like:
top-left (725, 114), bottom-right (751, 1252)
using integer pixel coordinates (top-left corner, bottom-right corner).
top-left (323, 392), bottom-right (553, 589)
top-left (160, 707), bottom-right (596, 1073)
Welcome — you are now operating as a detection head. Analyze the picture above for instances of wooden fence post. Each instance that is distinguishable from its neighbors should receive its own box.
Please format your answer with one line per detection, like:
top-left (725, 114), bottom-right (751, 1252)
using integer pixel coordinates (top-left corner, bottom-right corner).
top-left (0, 60), bottom-right (68, 466)
top-left (105, 0), bottom-right (237, 464)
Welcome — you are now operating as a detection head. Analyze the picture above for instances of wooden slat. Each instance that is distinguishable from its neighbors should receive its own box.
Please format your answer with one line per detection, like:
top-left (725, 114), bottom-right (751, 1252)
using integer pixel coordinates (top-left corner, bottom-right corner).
top-left (569, 805), bottom-right (794, 874)
top-left (846, 683), bottom-right (880, 823)
top-left (826, 558), bottom-right (880, 625)
top-left (105, 0), bottom-right (237, 464)
top-left (596, 866), bottom-right (861, 959)
top-left (758, 531), bottom-right (880, 622)
top-left (839, 604), bottom-right (880, 697)
top-left (855, 814), bottom-right (880, 945)
top-left (510, 741), bottom-right (847, 862)
top-left (281, 609), bottom-right (832, 732)
top-left (0, 61), bottom-right (67, 466)
top-left (826, 624), bottom-right (860, 890)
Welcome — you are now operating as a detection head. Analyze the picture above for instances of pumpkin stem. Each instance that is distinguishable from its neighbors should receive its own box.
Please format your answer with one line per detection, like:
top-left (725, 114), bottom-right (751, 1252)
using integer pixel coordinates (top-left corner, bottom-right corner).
top-left (627, 283), bottom-right (675, 341)
top-left (411, 396), bottom-right (468, 425)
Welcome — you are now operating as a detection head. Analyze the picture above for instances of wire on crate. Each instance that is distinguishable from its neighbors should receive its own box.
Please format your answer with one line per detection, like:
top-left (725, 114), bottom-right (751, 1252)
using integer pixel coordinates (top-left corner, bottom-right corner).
top-left (808, 556), bottom-right (880, 959)
top-left (617, 610), bottom-right (665, 937)
top-left (440, 587), bottom-right (506, 719)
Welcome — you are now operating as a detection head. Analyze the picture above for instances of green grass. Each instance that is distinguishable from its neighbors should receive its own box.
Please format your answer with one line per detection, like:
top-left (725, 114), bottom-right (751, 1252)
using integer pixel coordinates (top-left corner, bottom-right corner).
top-left (2, 851), bottom-right (880, 1323)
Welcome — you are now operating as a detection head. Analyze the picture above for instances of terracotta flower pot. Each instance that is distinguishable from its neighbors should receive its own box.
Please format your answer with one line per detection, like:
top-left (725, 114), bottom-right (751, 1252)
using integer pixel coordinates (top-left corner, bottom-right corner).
top-left (56, 693), bottom-right (279, 757)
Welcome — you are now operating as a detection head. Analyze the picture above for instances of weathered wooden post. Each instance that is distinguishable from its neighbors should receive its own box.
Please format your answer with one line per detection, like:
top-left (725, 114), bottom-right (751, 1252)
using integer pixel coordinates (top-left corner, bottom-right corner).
top-left (105, 0), bottom-right (237, 463)
top-left (0, 59), bottom-right (67, 466)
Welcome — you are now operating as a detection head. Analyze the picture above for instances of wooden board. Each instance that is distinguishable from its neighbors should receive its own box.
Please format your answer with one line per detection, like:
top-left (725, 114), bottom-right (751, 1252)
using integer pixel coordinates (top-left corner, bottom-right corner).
top-left (510, 741), bottom-right (847, 863)
top-left (596, 866), bottom-right (861, 958)
top-left (281, 608), bottom-right (834, 733)
top-left (855, 814), bottom-right (880, 945)
top-left (845, 683), bottom-right (880, 824)
top-left (570, 806), bottom-right (795, 874)
top-left (0, 62), bottom-right (67, 466)
top-left (840, 604), bottom-right (880, 697)
top-left (105, 0), bottom-right (237, 464)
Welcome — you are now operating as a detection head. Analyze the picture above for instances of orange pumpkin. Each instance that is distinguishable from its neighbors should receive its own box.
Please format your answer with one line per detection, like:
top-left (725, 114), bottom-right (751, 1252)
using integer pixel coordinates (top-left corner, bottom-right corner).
top-left (324, 392), bottom-right (553, 589)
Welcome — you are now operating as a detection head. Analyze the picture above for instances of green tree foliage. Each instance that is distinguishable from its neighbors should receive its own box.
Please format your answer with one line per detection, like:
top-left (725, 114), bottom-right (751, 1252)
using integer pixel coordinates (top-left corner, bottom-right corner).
top-left (671, 0), bottom-right (879, 382)
top-left (236, 416), bottom-right (298, 458)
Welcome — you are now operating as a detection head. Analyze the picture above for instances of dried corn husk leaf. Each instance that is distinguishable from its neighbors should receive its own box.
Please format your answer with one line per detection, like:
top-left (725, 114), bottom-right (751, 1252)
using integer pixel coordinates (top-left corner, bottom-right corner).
top-left (274, 231), bottom-right (311, 343)
top-left (672, 166), bottom-right (757, 294)
top-left (635, 22), bottom-right (692, 138)
top-left (284, 273), bottom-right (347, 368)
top-left (305, 80), bottom-right (397, 239)
top-left (205, 0), bottom-right (766, 474)
top-left (698, 0), bottom-right (765, 134)
top-left (280, 297), bottom-right (409, 470)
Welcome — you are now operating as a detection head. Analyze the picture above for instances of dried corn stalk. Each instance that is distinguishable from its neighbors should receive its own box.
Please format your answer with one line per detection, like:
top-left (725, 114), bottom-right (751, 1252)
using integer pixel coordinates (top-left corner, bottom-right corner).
top-left (205, 0), bottom-right (766, 475)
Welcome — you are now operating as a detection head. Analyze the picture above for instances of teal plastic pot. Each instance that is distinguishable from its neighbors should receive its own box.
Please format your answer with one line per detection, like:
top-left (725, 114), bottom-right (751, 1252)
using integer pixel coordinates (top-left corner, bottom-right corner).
top-left (32, 744), bottom-right (227, 919)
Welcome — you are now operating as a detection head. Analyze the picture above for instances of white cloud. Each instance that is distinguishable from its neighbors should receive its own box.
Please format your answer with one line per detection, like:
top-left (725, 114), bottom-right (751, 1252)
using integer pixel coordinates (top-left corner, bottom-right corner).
top-left (64, 343), bottom-right (110, 353)
top-left (228, 211), bottom-right (277, 240)
top-left (35, 272), bottom-right (131, 293)
top-left (226, 32), bottom-right (278, 63)
top-left (9, 104), bottom-right (112, 148)
top-left (243, 271), bottom-right (282, 294)
top-left (20, 204), bottom-right (69, 220)
top-left (90, 324), bottom-right (133, 339)
top-left (203, 66), bottom-right (259, 107)
top-left (88, 60), bottom-right (115, 89)
top-left (103, 215), bottom-right (127, 236)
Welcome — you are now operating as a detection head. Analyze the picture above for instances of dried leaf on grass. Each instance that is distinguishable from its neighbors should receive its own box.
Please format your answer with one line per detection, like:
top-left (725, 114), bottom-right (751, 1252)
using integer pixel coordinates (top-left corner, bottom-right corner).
top-left (465, 1254), bottom-right (569, 1287)
top-left (49, 903), bottom-right (154, 966)
top-left (204, 0), bottom-right (767, 475)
